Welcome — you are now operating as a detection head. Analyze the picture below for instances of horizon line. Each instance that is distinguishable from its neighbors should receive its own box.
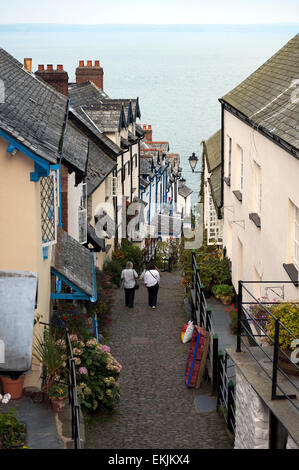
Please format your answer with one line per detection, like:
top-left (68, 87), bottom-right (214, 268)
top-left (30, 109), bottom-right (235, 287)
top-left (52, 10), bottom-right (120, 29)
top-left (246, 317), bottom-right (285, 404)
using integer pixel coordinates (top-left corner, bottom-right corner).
top-left (0, 22), bottom-right (298, 25)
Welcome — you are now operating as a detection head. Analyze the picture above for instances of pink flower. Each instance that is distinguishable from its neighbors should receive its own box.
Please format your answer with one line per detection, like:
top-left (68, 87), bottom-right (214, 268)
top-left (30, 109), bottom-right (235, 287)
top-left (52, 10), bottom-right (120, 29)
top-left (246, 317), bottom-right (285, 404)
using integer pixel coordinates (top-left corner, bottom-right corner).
top-left (102, 345), bottom-right (111, 353)
top-left (79, 367), bottom-right (88, 375)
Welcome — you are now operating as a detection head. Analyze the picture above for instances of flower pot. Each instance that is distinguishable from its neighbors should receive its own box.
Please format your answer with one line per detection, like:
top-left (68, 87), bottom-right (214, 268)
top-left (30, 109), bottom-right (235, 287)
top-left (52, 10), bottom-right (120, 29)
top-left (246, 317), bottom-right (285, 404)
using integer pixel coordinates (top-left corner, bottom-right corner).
top-left (278, 350), bottom-right (299, 377)
top-left (51, 397), bottom-right (67, 412)
top-left (221, 296), bottom-right (233, 305)
top-left (0, 375), bottom-right (25, 399)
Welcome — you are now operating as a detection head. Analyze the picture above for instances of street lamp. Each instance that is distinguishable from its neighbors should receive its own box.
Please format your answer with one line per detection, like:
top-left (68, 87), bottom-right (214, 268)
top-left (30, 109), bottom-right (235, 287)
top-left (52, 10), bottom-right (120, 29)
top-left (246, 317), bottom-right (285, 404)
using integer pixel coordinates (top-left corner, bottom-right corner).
top-left (188, 152), bottom-right (202, 174)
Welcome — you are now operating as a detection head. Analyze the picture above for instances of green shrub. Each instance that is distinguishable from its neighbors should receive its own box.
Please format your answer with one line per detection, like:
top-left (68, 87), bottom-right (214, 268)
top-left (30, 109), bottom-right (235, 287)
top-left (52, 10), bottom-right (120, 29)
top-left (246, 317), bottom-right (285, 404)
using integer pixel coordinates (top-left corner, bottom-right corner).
top-left (212, 284), bottom-right (235, 299)
top-left (229, 310), bottom-right (238, 335)
top-left (266, 302), bottom-right (299, 350)
top-left (64, 336), bottom-right (121, 413)
top-left (112, 240), bottom-right (143, 274)
top-left (103, 259), bottom-right (123, 287)
top-left (0, 409), bottom-right (26, 448)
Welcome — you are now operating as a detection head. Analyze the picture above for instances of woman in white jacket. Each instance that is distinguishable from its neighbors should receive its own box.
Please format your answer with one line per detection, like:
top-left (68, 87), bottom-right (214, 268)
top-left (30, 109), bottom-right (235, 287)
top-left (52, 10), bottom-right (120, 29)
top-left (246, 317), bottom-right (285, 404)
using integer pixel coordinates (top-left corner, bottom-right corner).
top-left (143, 262), bottom-right (160, 309)
top-left (121, 261), bottom-right (138, 309)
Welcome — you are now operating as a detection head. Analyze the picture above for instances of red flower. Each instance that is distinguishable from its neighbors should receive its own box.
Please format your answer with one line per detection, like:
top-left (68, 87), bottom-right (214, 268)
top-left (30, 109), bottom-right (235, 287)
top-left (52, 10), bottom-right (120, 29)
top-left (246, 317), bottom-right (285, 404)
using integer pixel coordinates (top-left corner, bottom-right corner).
top-left (74, 316), bottom-right (77, 321)
top-left (82, 315), bottom-right (86, 319)
top-left (63, 317), bottom-right (67, 321)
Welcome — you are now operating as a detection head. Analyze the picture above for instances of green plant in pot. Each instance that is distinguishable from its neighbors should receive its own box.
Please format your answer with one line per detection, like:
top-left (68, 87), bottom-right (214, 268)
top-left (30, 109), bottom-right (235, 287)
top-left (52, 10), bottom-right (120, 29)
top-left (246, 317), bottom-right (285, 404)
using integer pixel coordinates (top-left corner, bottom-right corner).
top-left (47, 383), bottom-right (68, 412)
top-left (266, 302), bottom-right (299, 376)
top-left (212, 284), bottom-right (235, 305)
top-left (33, 328), bottom-right (68, 398)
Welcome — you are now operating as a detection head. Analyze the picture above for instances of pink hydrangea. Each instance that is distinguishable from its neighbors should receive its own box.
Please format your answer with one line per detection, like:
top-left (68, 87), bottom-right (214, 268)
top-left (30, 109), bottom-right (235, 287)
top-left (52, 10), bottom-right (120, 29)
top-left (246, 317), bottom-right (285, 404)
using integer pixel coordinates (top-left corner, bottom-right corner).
top-left (102, 345), bottom-right (111, 353)
top-left (79, 367), bottom-right (88, 375)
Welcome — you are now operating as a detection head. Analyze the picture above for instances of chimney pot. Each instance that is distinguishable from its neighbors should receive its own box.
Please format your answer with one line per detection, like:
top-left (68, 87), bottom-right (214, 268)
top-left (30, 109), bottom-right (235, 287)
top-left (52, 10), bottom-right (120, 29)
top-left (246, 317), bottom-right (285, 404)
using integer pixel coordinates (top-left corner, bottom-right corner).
top-left (24, 58), bottom-right (32, 72)
top-left (57, 65), bottom-right (63, 70)
top-left (47, 64), bottom-right (53, 71)
top-left (148, 125), bottom-right (152, 130)
top-left (79, 60), bottom-right (84, 67)
top-left (95, 60), bottom-right (100, 67)
top-left (87, 60), bottom-right (92, 67)
top-left (38, 64), bottom-right (44, 71)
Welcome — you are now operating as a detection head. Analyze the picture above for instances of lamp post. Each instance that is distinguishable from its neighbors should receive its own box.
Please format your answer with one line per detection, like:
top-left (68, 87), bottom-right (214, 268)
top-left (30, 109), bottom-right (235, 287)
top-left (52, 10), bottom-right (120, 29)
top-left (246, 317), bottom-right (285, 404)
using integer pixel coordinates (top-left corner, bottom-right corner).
top-left (188, 152), bottom-right (202, 174)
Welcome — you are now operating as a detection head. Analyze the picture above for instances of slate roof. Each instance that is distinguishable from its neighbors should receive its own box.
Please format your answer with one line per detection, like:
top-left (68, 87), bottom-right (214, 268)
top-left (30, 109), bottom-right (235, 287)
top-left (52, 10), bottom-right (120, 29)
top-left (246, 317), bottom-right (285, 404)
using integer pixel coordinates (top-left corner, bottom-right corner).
top-left (63, 121), bottom-right (89, 174)
top-left (221, 33), bottom-right (299, 151)
top-left (208, 164), bottom-right (221, 211)
top-left (69, 107), bottom-right (122, 159)
top-left (85, 140), bottom-right (116, 196)
top-left (86, 222), bottom-right (105, 252)
top-left (178, 183), bottom-right (193, 198)
top-left (144, 141), bottom-right (169, 153)
top-left (51, 227), bottom-right (94, 297)
top-left (69, 81), bottom-right (141, 133)
top-left (203, 129), bottom-right (221, 173)
top-left (140, 176), bottom-right (150, 188)
top-left (0, 48), bottom-right (68, 164)
top-left (85, 104), bottom-right (126, 132)
top-left (140, 157), bottom-right (154, 176)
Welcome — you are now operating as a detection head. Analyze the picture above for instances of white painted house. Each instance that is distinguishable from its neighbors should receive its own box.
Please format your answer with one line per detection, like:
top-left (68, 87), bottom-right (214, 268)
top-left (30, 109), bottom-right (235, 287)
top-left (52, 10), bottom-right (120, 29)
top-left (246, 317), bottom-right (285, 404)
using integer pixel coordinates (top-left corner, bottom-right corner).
top-left (202, 129), bottom-right (223, 246)
top-left (219, 33), bottom-right (299, 302)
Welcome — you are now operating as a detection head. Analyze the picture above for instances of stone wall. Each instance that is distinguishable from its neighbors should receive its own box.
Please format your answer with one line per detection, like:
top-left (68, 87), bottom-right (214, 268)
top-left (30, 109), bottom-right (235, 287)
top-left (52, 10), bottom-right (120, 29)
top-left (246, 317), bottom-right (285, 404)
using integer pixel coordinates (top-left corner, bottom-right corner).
top-left (234, 368), bottom-right (269, 449)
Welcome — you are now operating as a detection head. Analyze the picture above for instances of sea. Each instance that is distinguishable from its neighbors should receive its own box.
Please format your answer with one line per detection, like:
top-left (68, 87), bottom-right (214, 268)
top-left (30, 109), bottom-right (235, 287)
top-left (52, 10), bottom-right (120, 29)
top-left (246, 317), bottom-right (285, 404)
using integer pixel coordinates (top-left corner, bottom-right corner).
top-left (0, 28), bottom-right (297, 205)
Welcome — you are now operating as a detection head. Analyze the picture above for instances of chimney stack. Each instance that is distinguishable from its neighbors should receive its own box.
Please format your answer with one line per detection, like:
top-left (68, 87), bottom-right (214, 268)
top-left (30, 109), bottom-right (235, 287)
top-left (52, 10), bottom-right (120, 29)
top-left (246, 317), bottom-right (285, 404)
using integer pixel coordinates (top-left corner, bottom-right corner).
top-left (75, 59), bottom-right (104, 91)
top-left (35, 64), bottom-right (69, 97)
top-left (24, 58), bottom-right (32, 73)
top-left (143, 124), bottom-right (152, 142)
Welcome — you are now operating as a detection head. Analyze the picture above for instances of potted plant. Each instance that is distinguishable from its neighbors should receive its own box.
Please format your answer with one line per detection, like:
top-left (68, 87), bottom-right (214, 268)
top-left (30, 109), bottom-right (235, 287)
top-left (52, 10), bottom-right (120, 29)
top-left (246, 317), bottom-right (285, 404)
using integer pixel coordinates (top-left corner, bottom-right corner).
top-left (0, 372), bottom-right (26, 400)
top-left (47, 383), bottom-right (68, 412)
top-left (212, 284), bottom-right (235, 305)
top-left (266, 302), bottom-right (299, 376)
top-left (33, 328), bottom-right (68, 400)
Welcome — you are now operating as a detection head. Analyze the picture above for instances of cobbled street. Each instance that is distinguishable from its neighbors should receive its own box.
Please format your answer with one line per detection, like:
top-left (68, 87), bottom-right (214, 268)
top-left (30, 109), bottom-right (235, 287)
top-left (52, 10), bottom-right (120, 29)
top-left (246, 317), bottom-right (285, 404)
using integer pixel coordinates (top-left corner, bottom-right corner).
top-left (85, 272), bottom-right (233, 449)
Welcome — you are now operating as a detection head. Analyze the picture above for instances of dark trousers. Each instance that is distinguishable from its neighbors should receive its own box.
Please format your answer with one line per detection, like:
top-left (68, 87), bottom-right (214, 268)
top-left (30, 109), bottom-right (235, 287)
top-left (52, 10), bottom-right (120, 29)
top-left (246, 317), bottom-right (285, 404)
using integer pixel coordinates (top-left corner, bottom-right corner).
top-left (125, 288), bottom-right (135, 308)
top-left (147, 284), bottom-right (159, 307)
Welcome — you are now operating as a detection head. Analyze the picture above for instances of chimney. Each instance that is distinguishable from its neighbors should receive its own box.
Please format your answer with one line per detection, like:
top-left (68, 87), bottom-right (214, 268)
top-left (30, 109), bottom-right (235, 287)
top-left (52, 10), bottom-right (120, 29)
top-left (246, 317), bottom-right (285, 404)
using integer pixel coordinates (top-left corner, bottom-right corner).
top-left (76, 59), bottom-right (104, 91)
top-left (35, 64), bottom-right (69, 97)
top-left (24, 58), bottom-right (32, 73)
top-left (144, 124), bottom-right (152, 142)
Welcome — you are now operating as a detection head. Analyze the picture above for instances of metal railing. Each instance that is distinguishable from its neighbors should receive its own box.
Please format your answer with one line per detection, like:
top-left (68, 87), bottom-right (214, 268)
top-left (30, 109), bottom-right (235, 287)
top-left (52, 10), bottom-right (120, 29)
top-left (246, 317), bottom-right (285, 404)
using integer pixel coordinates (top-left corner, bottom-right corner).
top-left (40, 321), bottom-right (81, 449)
top-left (65, 329), bottom-right (81, 449)
top-left (190, 250), bottom-right (236, 433)
top-left (237, 280), bottom-right (299, 412)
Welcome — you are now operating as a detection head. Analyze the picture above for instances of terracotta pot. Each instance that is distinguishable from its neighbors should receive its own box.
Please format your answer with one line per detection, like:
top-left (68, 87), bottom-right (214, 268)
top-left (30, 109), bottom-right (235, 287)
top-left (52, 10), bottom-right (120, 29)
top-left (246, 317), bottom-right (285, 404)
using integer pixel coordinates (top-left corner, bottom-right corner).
top-left (278, 350), bottom-right (299, 376)
top-left (0, 375), bottom-right (25, 399)
top-left (221, 296), bottom-right (233, 305)
top-left (51, 397), bottom-right (67, 412)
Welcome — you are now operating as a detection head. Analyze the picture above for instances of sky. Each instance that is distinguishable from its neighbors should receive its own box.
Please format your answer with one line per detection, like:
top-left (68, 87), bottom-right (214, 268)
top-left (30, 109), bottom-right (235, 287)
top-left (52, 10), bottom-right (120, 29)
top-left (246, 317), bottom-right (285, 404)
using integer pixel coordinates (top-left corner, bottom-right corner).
top-left (0, 0), bottom-right (298, 25)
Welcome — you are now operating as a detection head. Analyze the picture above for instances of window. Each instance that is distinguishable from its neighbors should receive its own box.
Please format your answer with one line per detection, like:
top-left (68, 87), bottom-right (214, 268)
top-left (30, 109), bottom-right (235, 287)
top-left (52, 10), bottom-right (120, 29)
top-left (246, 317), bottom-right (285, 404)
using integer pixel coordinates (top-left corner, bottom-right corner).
top-left (239, 146), bottom-right (244, 191)
top-left (135, 154), bottom-right (138, 168)
top-left (254, 162), bottom-right (262, 215)
top-left (78, 183), bottom-right (87, 244)
top-left (226, 136), bottom-right (232, 181)
top-left (128, 161), bottom-right (131, 176)
top-left (40, 170), bottom-right (58, 247)
top-left (112, 176), bottom-right (118, 197)
top-left (105, 175), bottom-right (111, 200)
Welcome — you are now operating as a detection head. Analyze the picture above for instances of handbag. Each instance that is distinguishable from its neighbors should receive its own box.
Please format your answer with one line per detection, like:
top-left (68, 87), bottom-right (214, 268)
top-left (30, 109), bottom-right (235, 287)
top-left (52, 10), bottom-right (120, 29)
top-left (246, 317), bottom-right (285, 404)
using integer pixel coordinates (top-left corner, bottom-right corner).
top-left (134, 282), bottom-right (139, 290)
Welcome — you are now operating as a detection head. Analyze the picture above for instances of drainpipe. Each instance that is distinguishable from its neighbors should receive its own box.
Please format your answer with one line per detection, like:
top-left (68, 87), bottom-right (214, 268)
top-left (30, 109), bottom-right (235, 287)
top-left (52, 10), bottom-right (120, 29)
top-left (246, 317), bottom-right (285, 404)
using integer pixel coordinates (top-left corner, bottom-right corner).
top-left (218, 103), bottom-right (224, 220)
